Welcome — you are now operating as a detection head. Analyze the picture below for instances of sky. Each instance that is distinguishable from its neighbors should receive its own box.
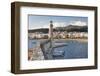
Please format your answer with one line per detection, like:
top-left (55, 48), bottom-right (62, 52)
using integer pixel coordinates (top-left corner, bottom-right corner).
top-left (28, 15), bottom-right (88, 30)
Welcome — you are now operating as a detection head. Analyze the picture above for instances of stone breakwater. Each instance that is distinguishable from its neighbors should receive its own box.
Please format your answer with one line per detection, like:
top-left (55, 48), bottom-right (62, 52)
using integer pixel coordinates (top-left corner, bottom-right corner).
top-left (28, 46), bottom-right (44, 60)
top-left (28, 39), bottom-right (52, 60)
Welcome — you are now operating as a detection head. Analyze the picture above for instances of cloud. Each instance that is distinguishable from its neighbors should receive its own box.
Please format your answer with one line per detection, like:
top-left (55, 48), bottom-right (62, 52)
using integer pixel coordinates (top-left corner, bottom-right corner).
top-left (42, 24), bottom-right (49, 28)
top-left (53, 22), bottom-right (67, 28)
top-left (69, 21), bottom-right (87, 26)
top-left (29, 23), bottom-right (49, 29)
top-left (41, 22), bottom-right (67, 28)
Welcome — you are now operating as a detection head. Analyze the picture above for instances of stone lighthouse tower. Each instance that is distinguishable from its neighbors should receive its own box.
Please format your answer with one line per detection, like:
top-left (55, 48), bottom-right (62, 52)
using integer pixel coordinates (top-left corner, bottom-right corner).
top-left (49, 21), bottom-right (53, 48)
top-left (49, 21), bottom-right (53, 40)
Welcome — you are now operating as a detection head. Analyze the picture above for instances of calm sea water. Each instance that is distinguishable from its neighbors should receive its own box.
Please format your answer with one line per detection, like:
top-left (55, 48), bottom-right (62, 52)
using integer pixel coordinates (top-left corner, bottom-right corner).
top-left (28, 39), bottom-right (88, 59)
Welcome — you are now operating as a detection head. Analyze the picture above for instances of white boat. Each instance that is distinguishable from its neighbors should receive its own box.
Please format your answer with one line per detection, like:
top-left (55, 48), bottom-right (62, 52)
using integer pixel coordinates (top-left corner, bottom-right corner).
top-left (52, 45), bottom-right (66, 57)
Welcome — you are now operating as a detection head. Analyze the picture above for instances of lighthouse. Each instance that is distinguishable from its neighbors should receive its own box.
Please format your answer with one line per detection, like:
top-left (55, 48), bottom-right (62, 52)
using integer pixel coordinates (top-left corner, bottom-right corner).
top-left (49, 21), bottom-right (53, 40)
top-left (49, 21), bottom-right (53, 48)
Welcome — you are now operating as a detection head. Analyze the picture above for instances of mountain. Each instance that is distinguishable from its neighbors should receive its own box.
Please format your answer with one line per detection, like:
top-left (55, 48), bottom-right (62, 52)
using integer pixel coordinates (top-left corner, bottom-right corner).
top-left (28, 25), bottom-right (88, 33)
top-left (28, 28), bottom-right (49, 33)
top-left (55, 25), bottom-right (88, 32)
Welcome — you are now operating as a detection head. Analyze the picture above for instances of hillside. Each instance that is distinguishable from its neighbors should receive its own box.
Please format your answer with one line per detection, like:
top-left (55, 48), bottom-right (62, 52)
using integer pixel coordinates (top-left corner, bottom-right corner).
top-left (28, 25), bottom-right (88, 33)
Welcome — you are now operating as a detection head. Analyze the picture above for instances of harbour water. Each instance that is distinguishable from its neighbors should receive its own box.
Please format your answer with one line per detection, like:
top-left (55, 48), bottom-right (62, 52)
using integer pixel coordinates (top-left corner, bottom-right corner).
top-left (28, 39), bottom-right (88, 60)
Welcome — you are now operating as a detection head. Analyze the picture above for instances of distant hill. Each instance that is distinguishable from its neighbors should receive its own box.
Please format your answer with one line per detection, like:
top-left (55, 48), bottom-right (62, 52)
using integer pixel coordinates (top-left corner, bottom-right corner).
top-left (28, 25), bottom-right (88, 33)
top-left (28, 28), bottom-right (49, 33)
top-left (55, 25), bottom-right (88, 32)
